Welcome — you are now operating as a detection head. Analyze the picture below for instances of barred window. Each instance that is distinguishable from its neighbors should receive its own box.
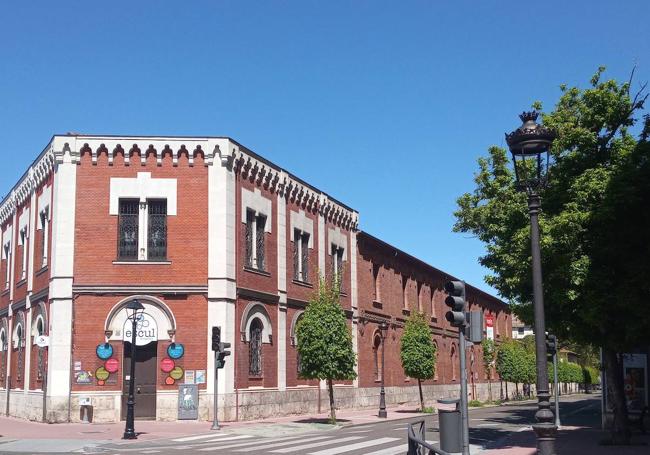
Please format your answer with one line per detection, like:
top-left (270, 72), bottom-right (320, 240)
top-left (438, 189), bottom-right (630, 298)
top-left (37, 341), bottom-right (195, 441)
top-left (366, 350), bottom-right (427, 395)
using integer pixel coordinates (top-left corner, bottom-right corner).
top-left (244, 210), bottom-right (266, 271)
top-left (148, 200), bottom-right (167, 260)
top-left (35, 317), bottom-right (45, 381)
top-left (0, 328), bottom-right (6, 382)
top-left (330, 244), bottom-right (344, 291)
top-left (15, 323), bottom-right (24, 381)
top-left (118, 199), bottom-right (139, 260)
top-left (293, 230), bottom-right (300, 281)
top-left (293, 229), bottom-right (310, 282)
top-left (301, 233), bottom-right (309, 281)
top-left (249, 318), bottom-right (263, 377)
top-left (39, 209), bottom-right (49, 267)
top-left (3, 242), bottom-right (11, 289)
top-left (373, 333), bottom-right (382, 382)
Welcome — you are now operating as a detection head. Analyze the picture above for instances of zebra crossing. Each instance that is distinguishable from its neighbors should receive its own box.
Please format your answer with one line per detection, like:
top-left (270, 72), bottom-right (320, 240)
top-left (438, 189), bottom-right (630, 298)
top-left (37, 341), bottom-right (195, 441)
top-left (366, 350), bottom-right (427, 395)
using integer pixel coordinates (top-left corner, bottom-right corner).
top-left (162, 429), bottom-right (408, 455)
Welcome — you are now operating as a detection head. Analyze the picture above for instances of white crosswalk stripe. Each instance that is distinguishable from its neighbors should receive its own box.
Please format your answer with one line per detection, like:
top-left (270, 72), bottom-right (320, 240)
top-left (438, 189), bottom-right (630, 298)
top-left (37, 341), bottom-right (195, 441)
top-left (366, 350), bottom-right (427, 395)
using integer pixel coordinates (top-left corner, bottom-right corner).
top-left (202, 435), bottom-right (254, 443)
top-left (307, 437), bottom-right (400, 455)
top-left (361, 444), bottom-right (408, 455)
top-left (269, 436), bottom-right (363, 453)
top-left (172, 433), bottom-right (226, 442)
top-left (196, 434), bottom-right (309, 451)
top-left (229, 435), bottom-right (335, 452)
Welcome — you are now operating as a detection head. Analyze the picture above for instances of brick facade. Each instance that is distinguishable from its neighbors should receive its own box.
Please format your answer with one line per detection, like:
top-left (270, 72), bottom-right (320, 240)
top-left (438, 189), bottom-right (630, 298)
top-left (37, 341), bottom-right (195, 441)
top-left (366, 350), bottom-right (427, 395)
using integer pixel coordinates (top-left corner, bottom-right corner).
top-left (0, 134), bottom-right (510, 423)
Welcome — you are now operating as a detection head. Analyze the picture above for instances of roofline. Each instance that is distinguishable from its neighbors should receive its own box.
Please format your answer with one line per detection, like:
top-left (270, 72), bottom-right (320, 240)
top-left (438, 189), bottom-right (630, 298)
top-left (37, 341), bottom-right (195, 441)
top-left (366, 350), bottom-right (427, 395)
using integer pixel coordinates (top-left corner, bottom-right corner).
top-left (357, 230), bottom-right (507, 307)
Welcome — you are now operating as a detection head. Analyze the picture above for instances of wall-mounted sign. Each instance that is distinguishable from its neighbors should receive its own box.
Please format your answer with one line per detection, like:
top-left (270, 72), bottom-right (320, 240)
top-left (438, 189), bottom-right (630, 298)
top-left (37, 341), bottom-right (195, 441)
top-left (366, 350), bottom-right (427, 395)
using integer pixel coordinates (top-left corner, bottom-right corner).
top-left (123, 313), bottom-right (158, 346)
top-left (96, 343), bottom-right (114, 360)
top-left (35, 335), bottom-right (49, 347)
top-left (169, 366), bottom-right (184, 381)
top-left (105, 358), bottom-right (119, 373)
top-left (195, 370), bottom-right (206, 385)
top-left (167, 343), bottom-right (184, 359)
top-left (95, 366), bottom-right (110, 381)
top-left (185, 370), bottom-right (195, 384)
top-left (485, 315), bottom-right (495, 341)
top-left (165, 376), bottom-right (175, 385)
top-left (79, 397), bottom-right (92, 406)
top-left (178, 384), bottom-right (198, 420)
top-left (75, 371), bottom-right (93, 384)
top-left (161, 358), bottom-right (175, 373)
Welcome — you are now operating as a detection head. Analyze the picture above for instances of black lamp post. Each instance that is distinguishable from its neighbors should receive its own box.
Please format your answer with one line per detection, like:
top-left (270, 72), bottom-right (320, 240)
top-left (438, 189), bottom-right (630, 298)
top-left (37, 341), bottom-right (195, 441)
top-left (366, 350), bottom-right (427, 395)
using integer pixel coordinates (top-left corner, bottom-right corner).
top-left (123, 299), bottom-right (145, 440)
top-left (506, 111), bottom-right (557, 455)
top-left (378, 321), bottom-right (389, 418)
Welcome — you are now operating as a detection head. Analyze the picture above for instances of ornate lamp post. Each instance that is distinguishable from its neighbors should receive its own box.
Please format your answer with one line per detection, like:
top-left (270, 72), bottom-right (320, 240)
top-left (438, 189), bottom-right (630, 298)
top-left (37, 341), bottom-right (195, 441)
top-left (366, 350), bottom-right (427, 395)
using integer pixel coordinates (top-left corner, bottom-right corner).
top-left (378, 321), bottom-right (389, 418)
top-left (506, 111), bottom-right (557, 455)
top-left (123, 299), bottom-right (145, 440)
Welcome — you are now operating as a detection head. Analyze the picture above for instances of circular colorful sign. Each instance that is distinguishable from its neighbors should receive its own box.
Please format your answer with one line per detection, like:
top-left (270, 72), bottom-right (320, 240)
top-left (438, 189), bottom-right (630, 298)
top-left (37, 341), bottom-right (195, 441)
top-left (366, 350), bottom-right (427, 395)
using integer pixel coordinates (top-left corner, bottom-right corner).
top-left (160, 358), bottom-right (175, 373)
top-left (167, 343), bottom-right (185, 359)
top-left (169, 366), bottom-right (184, 381)
top-left (95, 366), bottom-right (110, 381)
top-left (96, 343), bottom-right (113, 360)
top-left (165, 376), bottom-right (175, 385)
top-left (97, 380), bottom-right (105, 386)
top-left (105, 358), bottom-right (119, 373)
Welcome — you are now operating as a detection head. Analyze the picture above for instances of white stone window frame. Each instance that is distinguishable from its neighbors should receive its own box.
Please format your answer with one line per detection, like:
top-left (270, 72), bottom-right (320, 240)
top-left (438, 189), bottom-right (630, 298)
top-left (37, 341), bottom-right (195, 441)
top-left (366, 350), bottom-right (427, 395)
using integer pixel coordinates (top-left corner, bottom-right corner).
top-left (241, 188), bottom-right (272, 271)
top-left (0, 325), bottom-right (7, 352)
top-left (32, 314), bottom-right (46, 345)
top-left (328, 227), bottom-right (348, 279)
top-left (2, 224), bottom-right (11, 290)
top-left (290, 210), bottom-right (314, 283)
top-left (13, 319), bottom-right (25, 350)
top-left (37, 185), bottom-right (51, 269)
top-left (110, 173), bottom-right (177, 262)
top-left (240, 302), bottom-right (273, 344)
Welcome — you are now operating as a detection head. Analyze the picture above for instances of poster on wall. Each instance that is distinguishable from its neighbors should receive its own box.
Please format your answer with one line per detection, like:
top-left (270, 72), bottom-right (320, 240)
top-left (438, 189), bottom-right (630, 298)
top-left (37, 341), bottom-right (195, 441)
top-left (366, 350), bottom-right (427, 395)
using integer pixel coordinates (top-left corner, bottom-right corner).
top-left (185, 370), bottom-right (195, 384)
top-left (75, 371), bottom-right (93, 384)
top-left (178, 384), bottom-right (199, 420)
top-left (485, 315), bottom-right (495, 340)
top-left (623, 353), bottom-right (648, 412)
top-left (195, 370), bottom-right (206, 384)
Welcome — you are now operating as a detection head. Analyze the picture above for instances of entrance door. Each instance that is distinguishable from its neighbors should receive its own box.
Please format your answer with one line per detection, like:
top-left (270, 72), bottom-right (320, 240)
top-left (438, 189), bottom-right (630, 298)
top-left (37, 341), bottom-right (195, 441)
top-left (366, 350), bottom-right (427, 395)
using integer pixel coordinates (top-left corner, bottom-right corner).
top-left (122, 341), bottom-right (157, 420)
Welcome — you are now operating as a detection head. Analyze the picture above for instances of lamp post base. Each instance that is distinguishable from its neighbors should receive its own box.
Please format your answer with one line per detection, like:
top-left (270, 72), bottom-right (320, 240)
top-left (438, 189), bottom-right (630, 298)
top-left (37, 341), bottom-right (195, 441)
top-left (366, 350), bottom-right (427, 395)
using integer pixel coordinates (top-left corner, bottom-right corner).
top-left (122, 430), bottom-right (137, 440)
top-left (532, 423), bottom-right (557, 455)
top-left (378, 409), bottom-right (387, 418)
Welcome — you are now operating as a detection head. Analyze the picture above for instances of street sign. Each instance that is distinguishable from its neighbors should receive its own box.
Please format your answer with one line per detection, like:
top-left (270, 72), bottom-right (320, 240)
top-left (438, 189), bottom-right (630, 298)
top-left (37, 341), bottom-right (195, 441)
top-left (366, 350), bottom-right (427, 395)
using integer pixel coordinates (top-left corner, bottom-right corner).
top-left (485, 315), bottom-right (494, 340)
top-left (35, 335), bottom-right (49, 348)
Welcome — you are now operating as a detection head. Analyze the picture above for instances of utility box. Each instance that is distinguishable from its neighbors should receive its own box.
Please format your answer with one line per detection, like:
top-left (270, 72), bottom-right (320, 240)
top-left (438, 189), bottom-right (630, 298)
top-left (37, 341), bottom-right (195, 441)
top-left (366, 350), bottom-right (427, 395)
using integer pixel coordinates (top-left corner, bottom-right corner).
top-left (438, 398), bottom-right (462, 453)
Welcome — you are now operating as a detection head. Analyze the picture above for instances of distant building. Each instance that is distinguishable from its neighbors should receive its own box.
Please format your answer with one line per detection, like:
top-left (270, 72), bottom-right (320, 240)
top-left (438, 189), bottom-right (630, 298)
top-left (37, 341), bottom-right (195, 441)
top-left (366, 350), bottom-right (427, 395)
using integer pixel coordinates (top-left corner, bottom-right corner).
top-left (511, 314), bottom-right (533, 339)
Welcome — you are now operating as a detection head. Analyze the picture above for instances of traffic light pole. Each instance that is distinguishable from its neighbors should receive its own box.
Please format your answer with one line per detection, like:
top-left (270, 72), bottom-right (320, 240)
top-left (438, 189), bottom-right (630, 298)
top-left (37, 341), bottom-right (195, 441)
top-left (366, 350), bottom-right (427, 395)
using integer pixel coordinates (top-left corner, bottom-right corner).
top-left (459, 327), bottom-right (470, 455)
top-left (553, 352), bottom-right (560, 428)
top-left (211, 350), bottom-right (220, 430)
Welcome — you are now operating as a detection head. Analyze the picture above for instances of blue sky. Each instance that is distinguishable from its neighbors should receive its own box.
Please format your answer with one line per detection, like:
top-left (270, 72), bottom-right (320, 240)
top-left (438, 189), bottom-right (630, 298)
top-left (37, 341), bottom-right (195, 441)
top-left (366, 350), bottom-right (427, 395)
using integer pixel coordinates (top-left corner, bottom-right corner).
top-left (1, 1), bottom-right (648, 298)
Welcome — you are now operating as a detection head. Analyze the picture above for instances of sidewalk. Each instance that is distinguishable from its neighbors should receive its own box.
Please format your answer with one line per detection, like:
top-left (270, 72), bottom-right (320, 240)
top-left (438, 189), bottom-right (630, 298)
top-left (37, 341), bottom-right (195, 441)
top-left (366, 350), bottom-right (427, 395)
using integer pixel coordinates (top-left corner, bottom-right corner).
top-left (479, 425), bottom-right (650, 454)
top-left (0, 404), bottom-right (428, 442)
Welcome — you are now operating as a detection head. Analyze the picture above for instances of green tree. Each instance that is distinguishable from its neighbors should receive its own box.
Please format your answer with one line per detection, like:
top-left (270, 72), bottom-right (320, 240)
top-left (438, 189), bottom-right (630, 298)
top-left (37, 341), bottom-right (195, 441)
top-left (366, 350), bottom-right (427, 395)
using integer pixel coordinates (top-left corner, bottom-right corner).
top-left (481, 338), bottom-right (497, 401)
top-left (400, 312), bottom-right (437, 410)
top-left (453, 68), bottom-right (649, 443)
top-left (496, 339), bottom-right (529, 397)
top-left (296, 276), bottom-right (357, 424)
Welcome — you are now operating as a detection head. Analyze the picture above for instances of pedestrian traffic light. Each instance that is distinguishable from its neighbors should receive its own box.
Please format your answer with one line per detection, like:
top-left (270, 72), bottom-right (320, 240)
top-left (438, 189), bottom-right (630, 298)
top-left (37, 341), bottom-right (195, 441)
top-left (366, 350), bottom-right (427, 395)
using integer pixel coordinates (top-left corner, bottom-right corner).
top-left (444, 280), bottom-right (466, 327)
top-left (546, 334), bottom-right (557, 359)
top-left (216, 342), bottom-right (231, 369)
top-left (211, 326), bottom-right (221, 352)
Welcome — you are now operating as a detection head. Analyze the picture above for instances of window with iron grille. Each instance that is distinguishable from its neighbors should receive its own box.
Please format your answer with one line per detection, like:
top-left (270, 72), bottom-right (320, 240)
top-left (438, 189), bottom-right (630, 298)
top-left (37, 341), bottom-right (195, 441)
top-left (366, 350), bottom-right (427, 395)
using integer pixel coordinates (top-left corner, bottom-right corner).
top-left (35, 317), bottom-right (45, 381)
top-left (330, 244), bottom-right (344, 291)
top-left (15, 323), bottom-right (23, 381)
top-left (118, 199), bottom-right (139, 260)
top-left (3, 242), bottom-right (10, 289)
top-left (293, 229), bottom-right (310, 282)
top-left (39, 209), bottom-right (49, 267)
top-left (293, 230), bottom-right (300, 280)
top-left (301, 233), bottom-right (309, 281)
top-left (0, 329), bottom-right (5, 382)
top-left (244, 209), bottom-right (266, 271)
top-left (249, 318), bottom-right (263, 377)
top-left (148, 200), bottom-right (167, 260)
top-left (373, 334), bottom-right (381, 381)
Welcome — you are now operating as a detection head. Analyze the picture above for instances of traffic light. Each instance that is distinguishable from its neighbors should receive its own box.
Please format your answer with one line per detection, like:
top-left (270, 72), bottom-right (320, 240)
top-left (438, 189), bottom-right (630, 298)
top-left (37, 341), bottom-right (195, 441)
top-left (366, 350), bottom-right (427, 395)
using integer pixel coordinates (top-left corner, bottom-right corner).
top-left (546, 334), bottom-right (557, 360)
top-left (216, 342), bottom-right (231, 369)
top-left (444, 280), bottom-right (466, 327)
top-left (212, 326), bottom-right (221, 352)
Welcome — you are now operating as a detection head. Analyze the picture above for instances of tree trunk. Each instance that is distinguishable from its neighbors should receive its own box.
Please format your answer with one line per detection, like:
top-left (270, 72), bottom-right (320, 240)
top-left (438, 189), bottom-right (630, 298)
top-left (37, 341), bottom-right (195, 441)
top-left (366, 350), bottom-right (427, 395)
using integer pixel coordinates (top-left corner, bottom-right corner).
top-left (487, 371), bottom-right (493, 402)
top-left (327, 378), bottom-right (336, 424)
top-left (417, 378), bottom-right (424, 411)
top-left (603, 348), bottom-right (630, 444)
top-left (515, 382), bottom-right (519, 397)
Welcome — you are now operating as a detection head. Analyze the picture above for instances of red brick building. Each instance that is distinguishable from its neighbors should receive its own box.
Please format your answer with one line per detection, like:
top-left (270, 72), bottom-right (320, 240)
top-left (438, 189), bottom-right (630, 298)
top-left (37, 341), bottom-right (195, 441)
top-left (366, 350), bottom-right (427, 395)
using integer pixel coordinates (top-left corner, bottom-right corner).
top-left (0, 135), bottom-right (510, 423)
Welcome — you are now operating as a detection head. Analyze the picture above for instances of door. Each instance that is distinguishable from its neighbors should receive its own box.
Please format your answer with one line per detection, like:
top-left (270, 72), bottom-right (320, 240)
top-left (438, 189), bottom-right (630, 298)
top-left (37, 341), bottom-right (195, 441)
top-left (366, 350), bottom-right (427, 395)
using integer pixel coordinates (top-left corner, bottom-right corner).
top-left (122, 341), bottom-right (157, 420)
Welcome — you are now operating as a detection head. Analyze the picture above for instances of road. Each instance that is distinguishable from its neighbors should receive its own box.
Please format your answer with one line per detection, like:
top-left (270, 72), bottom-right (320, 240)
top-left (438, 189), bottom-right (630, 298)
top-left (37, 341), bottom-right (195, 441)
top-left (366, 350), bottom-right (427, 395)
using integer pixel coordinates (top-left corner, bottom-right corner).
top-left (0, 394), bottom-right (601, 454)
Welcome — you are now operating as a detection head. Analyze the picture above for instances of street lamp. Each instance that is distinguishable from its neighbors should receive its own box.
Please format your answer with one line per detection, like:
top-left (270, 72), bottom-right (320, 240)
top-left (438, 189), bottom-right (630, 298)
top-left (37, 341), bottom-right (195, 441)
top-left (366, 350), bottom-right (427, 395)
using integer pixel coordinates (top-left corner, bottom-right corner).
top-left (506, 111), bottom-right (557, 455)
top-left (123, 299), bottom-right (145, 440)
top-left (378, 321), bottom-right (389, 418)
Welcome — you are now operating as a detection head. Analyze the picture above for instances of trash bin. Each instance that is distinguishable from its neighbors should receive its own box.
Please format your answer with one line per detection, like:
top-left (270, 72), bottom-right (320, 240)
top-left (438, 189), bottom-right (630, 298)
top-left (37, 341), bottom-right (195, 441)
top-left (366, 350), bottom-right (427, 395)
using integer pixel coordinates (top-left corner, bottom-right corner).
top-left (438, 398), bottom-right (462, 453)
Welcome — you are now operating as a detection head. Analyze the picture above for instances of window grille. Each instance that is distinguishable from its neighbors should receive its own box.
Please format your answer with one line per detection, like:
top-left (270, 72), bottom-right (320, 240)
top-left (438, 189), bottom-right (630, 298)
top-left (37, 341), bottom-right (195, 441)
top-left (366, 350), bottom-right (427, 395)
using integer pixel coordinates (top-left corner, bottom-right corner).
top-left (40, 211), bottom-right (48, 266)
top-left (245, 210), bottom-right (254, 268)
top-left (36, 318), bottom-right (44, 381)
top-left (148, 200), bottom-right (167, 260)
top-left (293, 230), bottom-right (300, 280)
top-left (301, 233), bottom-right (309, 282)
top-left (0, 330), bottom-right (5, 382)
top-left (16, 324), bottom-right (23, 381)
top-left (249, 319), bottom-right (263, 377)
top-left (331, 245), bottom-right (344, 292)
top-left (255, 214), bottom-right (266, 270)
top-left (373, 334), bottom-right (381, 381)
top-left (118, 200), bottom-right (139, 260)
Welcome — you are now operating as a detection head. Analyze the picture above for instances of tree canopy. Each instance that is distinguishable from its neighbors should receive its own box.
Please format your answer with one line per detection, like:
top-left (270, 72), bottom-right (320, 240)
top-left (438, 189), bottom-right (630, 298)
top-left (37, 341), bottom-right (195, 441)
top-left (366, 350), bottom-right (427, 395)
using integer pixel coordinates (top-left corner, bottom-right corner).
top-left (400, 312), bottom-right (437, 410)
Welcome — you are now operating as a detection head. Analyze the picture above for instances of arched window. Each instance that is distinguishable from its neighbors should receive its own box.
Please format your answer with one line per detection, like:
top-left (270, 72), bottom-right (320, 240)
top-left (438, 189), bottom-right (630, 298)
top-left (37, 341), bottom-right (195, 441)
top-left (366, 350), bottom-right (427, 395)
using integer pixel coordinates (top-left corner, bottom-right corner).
top-left (0, 326), bottom-right (6, 382)
top-left (451, 344), bottom-right (457, 381)
top-left (373, 333), bottom-right (382, 382)
top-left (433, 340), bottom-right (439, 380)
top-left (293, 313), bottom-right (304, 377)
top-left (14, 321), bottom-right (24, 382)
top-left (249, 318), bottom-right (263, 377)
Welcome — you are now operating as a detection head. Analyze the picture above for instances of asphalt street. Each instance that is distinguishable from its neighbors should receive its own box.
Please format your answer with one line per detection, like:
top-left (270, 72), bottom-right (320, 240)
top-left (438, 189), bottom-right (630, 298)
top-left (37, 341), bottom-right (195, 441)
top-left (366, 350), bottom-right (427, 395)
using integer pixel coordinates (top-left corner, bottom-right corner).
top-left (0, 394), bottom-right (601, 455)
